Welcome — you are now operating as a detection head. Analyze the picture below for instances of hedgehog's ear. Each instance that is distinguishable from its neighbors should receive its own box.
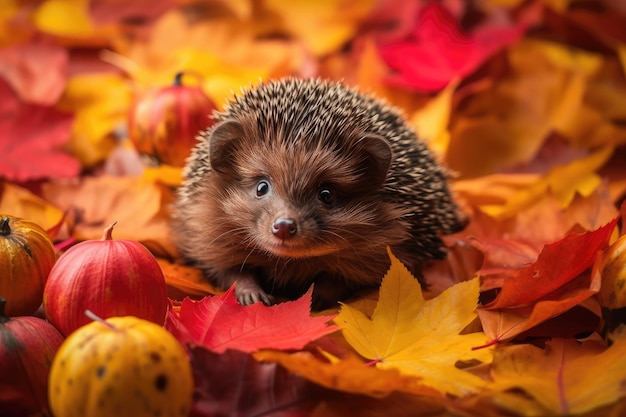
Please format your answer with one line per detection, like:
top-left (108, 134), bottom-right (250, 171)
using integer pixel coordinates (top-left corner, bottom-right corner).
top-left (208, 120), bottom-right (245, 174)
top-left (356, 134), bottom-right (392, 188)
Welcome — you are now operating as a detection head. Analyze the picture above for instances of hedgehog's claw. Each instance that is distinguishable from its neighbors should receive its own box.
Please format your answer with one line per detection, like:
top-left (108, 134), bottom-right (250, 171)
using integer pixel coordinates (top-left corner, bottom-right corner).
top-left (235, 277), bottom-right (275, 306)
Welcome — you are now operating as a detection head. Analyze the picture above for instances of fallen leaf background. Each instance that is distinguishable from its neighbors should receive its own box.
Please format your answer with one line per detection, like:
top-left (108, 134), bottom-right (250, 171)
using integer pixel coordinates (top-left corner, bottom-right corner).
top-left (2, 0), bottom-right (626, 416)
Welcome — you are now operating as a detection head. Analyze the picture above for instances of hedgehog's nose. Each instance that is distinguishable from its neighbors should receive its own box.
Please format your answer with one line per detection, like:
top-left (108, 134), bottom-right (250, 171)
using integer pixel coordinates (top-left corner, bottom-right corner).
top-left (272, 218), bottom-right (297, 240)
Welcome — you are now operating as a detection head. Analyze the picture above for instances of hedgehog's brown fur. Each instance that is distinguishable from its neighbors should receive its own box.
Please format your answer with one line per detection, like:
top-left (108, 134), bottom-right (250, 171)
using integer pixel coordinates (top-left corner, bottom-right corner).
top-left (172, 78), bottom-right (466, 309)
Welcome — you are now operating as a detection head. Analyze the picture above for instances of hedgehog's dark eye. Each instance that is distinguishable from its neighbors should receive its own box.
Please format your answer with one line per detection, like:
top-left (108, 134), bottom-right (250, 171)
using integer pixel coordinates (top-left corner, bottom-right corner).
top-left (256, 180), bottom-right (270, 197)
top-left (318, 187), bottom-right (334, 205)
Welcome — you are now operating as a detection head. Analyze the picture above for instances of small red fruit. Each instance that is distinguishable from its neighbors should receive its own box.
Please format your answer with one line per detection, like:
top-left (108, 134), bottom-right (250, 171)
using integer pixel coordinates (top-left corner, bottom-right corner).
top-left (43, 222), bottom-right (168, 336)
top-left (0, 296), bottom-right (64, 416)
top-left (129, 71), bottom-right (217, 167)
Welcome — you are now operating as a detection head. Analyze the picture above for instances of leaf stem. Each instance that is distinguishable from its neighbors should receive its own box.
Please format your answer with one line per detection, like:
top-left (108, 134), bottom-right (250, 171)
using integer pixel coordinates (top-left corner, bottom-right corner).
top-left (471, 338), bottom-right (500, 350)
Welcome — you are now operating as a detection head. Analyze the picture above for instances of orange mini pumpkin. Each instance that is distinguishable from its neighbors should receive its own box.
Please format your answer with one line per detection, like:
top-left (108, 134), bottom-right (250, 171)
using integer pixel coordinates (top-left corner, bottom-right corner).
top-left (0, 215), bottom-right (56, 316)
top-left (129, 71), bottom-right (217, 167)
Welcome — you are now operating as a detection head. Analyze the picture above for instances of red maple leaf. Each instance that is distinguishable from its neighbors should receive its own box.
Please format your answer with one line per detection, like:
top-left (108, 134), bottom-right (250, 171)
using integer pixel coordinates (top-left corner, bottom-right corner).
top-left (377, 3), bottom-right (525, 91)
top-left (0, 81), bottom-right (80, 181)
top-left (165, 286), bottom-right (339, 353)
top-left (482, 216), bottom-right (619, 310)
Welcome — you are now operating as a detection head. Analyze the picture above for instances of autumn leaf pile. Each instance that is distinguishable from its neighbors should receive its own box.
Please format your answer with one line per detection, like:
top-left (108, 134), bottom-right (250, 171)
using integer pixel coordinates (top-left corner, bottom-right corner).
top-left (2, 0), bottom-right (626, 416)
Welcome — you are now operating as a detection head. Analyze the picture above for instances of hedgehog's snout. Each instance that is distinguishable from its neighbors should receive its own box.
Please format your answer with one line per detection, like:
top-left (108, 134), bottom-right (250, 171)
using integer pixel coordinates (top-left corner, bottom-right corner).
top-left (272, 217), bottom-right (297, 240)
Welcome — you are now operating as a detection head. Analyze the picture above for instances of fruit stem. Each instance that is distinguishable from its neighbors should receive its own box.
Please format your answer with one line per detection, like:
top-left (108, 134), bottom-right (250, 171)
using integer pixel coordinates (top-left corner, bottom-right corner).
top-left (173, 71), bottom-right (185, 86)
top-left (0, 297), bottom-right (10, 324)
top-left (173, 71), bottom-right (203, 87)
top-left (0, 217), bottom-right (10, 237)
top-left (101, 221), bottom-right (118, 241)
top-left (85, 310), bottom-right (118, 331)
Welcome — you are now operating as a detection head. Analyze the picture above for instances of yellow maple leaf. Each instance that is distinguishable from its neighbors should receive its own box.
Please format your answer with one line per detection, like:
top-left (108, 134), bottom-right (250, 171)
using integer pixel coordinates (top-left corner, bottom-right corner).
top-left (409, 79), bottom-right (459, 159)
top-left (264, 0), bottom-right (376, 56)
top-left (560, 55), bottom-right (626, 149)
top-left (479, 145), bottom-right (613, 218)
top-left (354, 37), bottom-right (389, 98)
top-left (486, 337), bottom-right (626, 415)
top-left (453, 173), bottom-right (540, 207)
top-left (169, 48), bottom-right (272, 107)
top-left (108, 7), bottom-right (305, 104)
top-left (32, 0), bottom-right (94, 38)
top-left (56, 72), bottom-right (132, 166)
top-left (142, 165), bottom-right (183, 188)
top-left (558, 103), bottom-right (626, 149)
top-left (335, 249), bottom-right (492, 397)
top-left (532, 39), bottom-right (602, 73)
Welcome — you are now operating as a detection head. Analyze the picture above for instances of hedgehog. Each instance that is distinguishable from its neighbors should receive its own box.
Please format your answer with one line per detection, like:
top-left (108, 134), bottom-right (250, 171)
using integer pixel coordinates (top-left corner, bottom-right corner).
top-left (172, 77), bottom-right (467, 309)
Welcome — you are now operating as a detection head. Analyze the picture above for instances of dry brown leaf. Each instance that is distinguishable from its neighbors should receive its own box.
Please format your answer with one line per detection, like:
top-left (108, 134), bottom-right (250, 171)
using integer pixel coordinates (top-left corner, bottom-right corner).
top-left (157, 258), bottom-right (220, 299)
top-left (41, 175), bottom-right (176, 257)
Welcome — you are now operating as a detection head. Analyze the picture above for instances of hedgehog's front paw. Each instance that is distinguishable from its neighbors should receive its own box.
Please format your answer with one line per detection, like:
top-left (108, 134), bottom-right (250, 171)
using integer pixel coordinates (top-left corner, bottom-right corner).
top-left (235, 277), bottom-right (275, 306)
